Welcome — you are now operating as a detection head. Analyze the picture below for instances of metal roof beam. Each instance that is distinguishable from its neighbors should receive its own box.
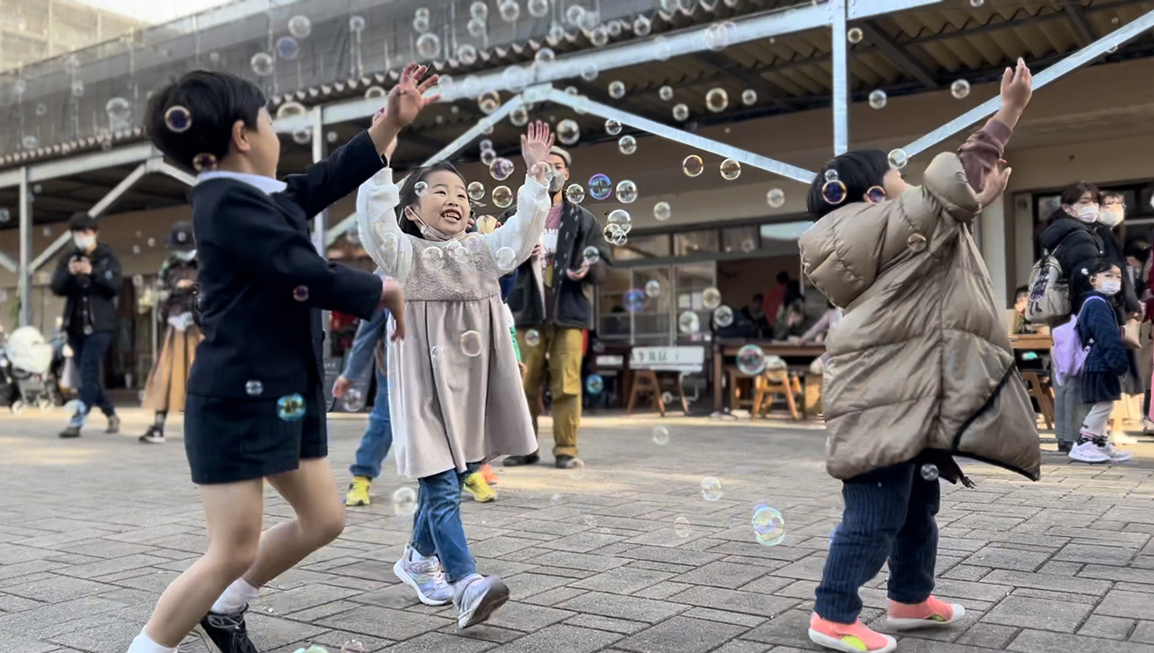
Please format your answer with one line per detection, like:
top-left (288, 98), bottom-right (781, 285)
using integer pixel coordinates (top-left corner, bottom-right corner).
top-left (692, 51), bottom-right (793, 102)
top-left (903, 8), bottom-right (1154, 158)
top-left (859, 21), bottom-right (940, 89)
top-left (1063, 1), bottom-right (1096, 47)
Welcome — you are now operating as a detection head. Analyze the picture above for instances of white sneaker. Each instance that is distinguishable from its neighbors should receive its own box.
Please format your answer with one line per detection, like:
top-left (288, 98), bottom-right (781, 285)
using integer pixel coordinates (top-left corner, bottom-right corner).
top-left (1069, 441), bottom-right (1110, 463)
top-left (1101, 441), bottom-right (1134, 463)
top-left (393, 545), bottom-right (452, 606)
top-left (453, 573), bottom-right (509, 629)
top-left (1111, 431), bottom-right (1138, 445)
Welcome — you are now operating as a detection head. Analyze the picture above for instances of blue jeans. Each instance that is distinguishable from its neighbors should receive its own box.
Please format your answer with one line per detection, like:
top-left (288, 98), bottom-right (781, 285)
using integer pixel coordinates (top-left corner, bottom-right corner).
top-left (815, 461), bottom-right (940, 624)
top-left (349, 373), bottom-right (392, 479)
top-left (67, 331), bottom-right (116, 425)
top-left (411, 462), bottom-right (481, 583)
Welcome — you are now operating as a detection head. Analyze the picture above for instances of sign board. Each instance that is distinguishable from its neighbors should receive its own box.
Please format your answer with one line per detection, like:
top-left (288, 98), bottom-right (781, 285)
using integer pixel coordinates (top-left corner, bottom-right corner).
top-left (595, 355), bottom-right (625, 368)
top-left (629, 346), bottom-right (705, 373)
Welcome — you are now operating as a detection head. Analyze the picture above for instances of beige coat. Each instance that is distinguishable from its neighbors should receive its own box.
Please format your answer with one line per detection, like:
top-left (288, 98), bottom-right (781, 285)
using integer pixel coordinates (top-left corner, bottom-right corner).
top-left (357, 169), bottom-right (549, 480)
top-left (799, 150), bottom-right (1041, 482)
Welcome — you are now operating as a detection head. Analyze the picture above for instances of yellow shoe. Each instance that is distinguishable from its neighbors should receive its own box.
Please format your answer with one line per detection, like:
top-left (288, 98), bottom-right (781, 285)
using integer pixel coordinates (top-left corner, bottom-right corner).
top-left (346, 476), bottom-right (372, 507)
top-left (464, 472), bottom-right (497, 503)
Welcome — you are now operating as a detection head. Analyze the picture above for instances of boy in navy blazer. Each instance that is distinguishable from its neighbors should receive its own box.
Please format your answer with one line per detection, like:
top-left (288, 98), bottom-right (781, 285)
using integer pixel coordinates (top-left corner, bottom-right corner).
top-left (127, 64), bottom-right (438, 653)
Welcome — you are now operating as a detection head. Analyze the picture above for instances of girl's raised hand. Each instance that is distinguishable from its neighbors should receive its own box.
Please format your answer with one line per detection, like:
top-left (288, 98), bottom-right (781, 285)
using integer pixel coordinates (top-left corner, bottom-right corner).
top-left (521, 120), bottom-right (554, 172)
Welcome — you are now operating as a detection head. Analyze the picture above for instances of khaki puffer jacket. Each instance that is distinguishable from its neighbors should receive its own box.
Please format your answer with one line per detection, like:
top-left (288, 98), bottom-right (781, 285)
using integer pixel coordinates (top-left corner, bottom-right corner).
top-left (799, 152), bottom-right (1041, 482)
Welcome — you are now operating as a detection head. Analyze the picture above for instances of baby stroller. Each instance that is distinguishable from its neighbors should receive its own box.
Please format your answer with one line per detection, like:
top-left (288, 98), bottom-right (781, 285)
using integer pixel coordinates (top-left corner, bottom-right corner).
top-left (0, 326), bottom-right (61, 414)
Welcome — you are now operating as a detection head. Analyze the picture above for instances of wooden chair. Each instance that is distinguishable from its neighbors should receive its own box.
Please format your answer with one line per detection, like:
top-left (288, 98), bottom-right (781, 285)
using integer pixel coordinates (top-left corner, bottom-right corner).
top-left (1020, 371), bottom-right (1053, 429)
top-left (726, 368), bottom-right (757, 411)
top-left (627, 370), bottom-right (690, 416)
top-left (751, 369), bottom-right (801, 421)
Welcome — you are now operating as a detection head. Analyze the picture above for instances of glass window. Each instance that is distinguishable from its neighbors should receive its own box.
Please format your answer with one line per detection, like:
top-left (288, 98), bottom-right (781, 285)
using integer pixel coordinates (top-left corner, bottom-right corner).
top-left (612, 234), bottom-right (671, 261)
top-left (760, 221), bottom-right (814, 242)
top-left (597, 267), bottom-right (632, 341)
top-left (722, 226), bottom-right (759, 254)
top-left (675, 262), bottom-right (716, 343)
top-left (674, 230), bottom-right (719, 256)
top-left (631, 267), bottom-right (673, 345)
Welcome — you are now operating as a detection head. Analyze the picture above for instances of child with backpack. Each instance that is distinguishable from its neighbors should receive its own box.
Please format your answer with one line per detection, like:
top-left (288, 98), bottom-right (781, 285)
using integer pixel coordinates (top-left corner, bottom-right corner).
top-left (1068, 258), bottom-right (1135, 464)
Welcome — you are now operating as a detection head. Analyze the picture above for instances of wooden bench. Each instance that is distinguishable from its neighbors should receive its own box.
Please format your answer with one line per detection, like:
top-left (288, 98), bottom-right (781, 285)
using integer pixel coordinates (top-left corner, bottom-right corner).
top-left (1020, 371), bottom-right (1054, 429)
top-left (626, 370), bottom-right (690, 416)
top-left (752, 369), bottom-right (802, 421)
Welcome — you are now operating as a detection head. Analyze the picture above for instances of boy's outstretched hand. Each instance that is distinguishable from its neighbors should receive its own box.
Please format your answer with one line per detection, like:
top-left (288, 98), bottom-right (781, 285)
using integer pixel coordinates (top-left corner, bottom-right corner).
top-left (378, 276), bottom-right (406, 341)
top-left (994, 57), bottom-right (1032, 130)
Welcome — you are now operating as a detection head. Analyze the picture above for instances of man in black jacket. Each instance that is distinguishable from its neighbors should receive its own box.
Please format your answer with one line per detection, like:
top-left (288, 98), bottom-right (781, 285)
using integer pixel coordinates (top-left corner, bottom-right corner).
top-left (51, 212), bottom-right (121, 438)
top-left (500, 146), bottom-right (612, 469)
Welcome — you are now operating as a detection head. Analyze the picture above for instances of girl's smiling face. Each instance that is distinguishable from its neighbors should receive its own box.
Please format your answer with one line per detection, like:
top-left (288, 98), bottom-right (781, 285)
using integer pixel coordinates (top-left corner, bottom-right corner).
top-left (406, 170), bottom-right (471, 237)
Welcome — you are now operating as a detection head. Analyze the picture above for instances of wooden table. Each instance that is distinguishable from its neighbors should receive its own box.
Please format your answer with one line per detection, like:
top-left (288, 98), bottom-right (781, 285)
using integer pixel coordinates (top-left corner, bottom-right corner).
top-left (712, 341), bottom-right (826, 411)
top-left (1010, 335), bottom-right (1051, 351)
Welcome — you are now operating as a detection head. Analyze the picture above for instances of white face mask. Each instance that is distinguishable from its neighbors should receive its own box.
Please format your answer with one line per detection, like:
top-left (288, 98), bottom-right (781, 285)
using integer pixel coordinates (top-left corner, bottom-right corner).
top-left (1099, 208), bottom-right (1124, 227)
top-left (73, 234), bottom-right (95, 250)
top-left (404, 206), bottom-right (457, 243)
top-left (174, 249), bottom-right (197, 262)
top-left (1099, 279), bottom-right (1122, 296)
top-left (548, 170), bottom-right (565, 194)
top-left (1071, 204), bottom-right (1099, 223)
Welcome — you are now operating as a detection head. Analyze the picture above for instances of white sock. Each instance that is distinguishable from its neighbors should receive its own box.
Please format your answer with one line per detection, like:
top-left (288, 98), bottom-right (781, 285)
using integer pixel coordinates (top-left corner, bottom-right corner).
top-left (126, 628), bottom-right (177, 653)
top-left (210, 577), bottom-right (260, 614)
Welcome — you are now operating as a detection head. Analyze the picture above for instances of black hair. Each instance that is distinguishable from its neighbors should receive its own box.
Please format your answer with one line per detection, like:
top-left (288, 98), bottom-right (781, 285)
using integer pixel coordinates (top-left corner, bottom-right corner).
top-left (1101, 190), bottom-right (1125, 204)
top-left (67, 212), bottom-right (97, 232)
top-left (1124, 237), bottom-right (1150, 260)
top-left (775, 271), bottom-right (790, 284)
top-left (1014, 285), bottom-right (1029, 299)
top-left (1060, 182), bottom-right (1099, 208)
top-left (1072, 256), bottom-right (1120, 309)
top-left (147, 70), bottom-right (267, 174)
top-left (807, 149), bottom-right (890, 220)
top-left (396, 162), bottom-right (469, 239)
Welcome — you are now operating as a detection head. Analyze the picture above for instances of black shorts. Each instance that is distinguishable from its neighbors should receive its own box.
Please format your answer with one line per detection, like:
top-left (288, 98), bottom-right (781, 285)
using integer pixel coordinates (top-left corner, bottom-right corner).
top-left (184, 384), bottom-right (327, 485)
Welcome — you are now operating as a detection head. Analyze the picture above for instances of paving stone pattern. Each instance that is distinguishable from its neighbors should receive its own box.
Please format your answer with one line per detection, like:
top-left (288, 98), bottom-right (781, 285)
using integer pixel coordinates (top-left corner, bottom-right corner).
top-left (2, 409), bottom-right (1154, 652)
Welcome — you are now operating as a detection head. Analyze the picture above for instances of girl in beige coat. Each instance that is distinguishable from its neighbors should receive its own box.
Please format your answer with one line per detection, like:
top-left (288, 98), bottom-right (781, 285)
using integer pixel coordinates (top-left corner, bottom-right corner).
top-left (798, 60), bottom-right (1040, 653)
top-left (357, 122), bottom-right (553, 629)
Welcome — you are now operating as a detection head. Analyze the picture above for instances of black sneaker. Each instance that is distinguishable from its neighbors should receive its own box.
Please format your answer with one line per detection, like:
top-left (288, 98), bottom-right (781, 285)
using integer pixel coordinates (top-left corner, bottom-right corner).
top-left (555, 455), bottom-right (578, 469)
top-left (192, 608), bottom-right (257, 653)
top-left (1057, 441), bottom-right (1072, 453)
top-left (106, 414), bottom-right (120, 434)
top-left (139, 426), bottom-right (165, 444)
top-left (59, 425), bottom-right (81, 438)
top-left (503, 452), bottom-right (540, 467)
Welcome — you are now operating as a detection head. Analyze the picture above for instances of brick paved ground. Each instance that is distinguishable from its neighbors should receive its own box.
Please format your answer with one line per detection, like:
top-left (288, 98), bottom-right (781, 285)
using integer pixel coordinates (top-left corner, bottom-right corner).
top-left (2, 407), bottom-right (1154, 652)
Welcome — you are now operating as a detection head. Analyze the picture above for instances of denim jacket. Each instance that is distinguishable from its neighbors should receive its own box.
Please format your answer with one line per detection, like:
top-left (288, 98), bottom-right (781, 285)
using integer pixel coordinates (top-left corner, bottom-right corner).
top-left (342, 307), bottom-right (389, 383)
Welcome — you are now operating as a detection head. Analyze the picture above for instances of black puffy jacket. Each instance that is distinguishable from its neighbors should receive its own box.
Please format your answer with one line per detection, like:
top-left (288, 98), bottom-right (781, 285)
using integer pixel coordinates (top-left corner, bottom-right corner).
top-left (50, 242), bottom-right (121, 334)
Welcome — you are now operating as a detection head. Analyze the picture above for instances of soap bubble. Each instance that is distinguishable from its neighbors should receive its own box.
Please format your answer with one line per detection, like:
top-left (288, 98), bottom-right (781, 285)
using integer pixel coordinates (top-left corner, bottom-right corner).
top-left (608, 209), bottom-right (631, 232)
top-left (566, 5), bottom-right (585, 26)
top-left (106, 97), bottom-right (131, 130)
top-left (580, 63), bottom-right (599, 81)
top-left (292, 129), bottom-right (311, 145)
top-left (634, 15), bottom-right (652, 36)
top-left (510, 107), bottom-right (529, 127)
top-left (467, 16), bottom-right (486, 37)
top-left (12, 79), bottom-right (26, 96)
top-left (970, 0), bottom-right (983, 6)
top-left (679, 311), bottom-right (701, 334)
top-left (741, 89), bottom-right (757, 106)
top-left (866, 186), bottom-right (887, 203)
top-left (164, 105), bottom-right (192, 133)
top-left (920, 464), bottom-right (939, 481)
top-left (490, 158), bottom-right (514, 181)
top-left (702, 287), bottom-right (722, 309)
top-left (292, 286), bottom-right (309, 302)
top-left (659, 85), bottom-right (674, 101)
top-left (720, 159), bottom-right (742, 181)
top-left (700, 477), bottom-right (723, 501)
top-left (847, 27), bottom-right (863, 43)
top-left (682, 155), bottom-right (704, 177)
top-left (245, 380), bottom-right (264, 396)
top-left (585, 374), bottom-right (605, 395)
top-left (888, 149), bottom-right (909, 170)
top-left (478, 91), bottom-right (500, 114)
top-left (460, 331), bottom-right (483, 357)
top-left (589, 174), bottom-right (612, 200)
top-left (392, 487), bottom-right (417, 516)
top-left (288, 15), bottom-right (312, 39)
top-left (276, 101), bottom-right (307, 120)
top-left (525, 329), bottom-right (541, 347)
top-left (821, 180), bottom-right (847, 205)
top-left (653, 202), bottom-right (672, 222)
top-left (605, 119), bottom-right (622, 136)
top-left (416, 32), bottom-right (441, 59)
top-left (496, 246), bottom-right (517, 271)
top-left (645, 280), bottom-right (662, 298)
top-left (21, 135), bottom-right (37, 150)
top-left (652, 427), bottom-right (670, 445)
top-left (589, 25), bottom-right (609, 47)
top-left (582, 246), bottom-right (600, 265)
top-left (674, 516), bottom-right (692, 537)
top-left (528, 0), bottom-right (550, 18)
top-left (557, 119), bottom-right (581, 145)
top-left (564, 184), bottom-right (586, 204)
top-left (454, 45), bottom-right (477, 67)
top-left (492, 185), bottom-right (514, 209)
top-left (341, 640), bottom-right (366, 653)
top-left (341, 388), bottom-right (365, 412)
top-left (868, 89), bottom-right (887, 110)
top-left (414, 181), bottom-right (428, 197)
top-left (736, 344), bottom-right (767, 375)
top-left (752, 505), bottom-right (786, 546)
top-left (615, 181), bottom-right (637, 204)
top-left (672, 103), bottom-right (689, 121)
top-left (250, 52), bottom-right (274, 76)
top-left (950, 79), bottom-right (971, 99)
top-left (706, 87), bottom-right (729, 113)
top-left (535, 48), bottom-right (555, 66)
top-left (364, 86), bottom-right (386, 100)
top-left (0, 210), bottom-right (8, 223)
top-left (71, 80), bottom-right (85, 97)
top-left (276, 394), bottom-right (306, 421)
top-left (468, 181), bottom-right (485, 201)
top-left (623, 289), bottom-right (647, 313)
top-left (608, 80), bottom-right (626, 99)
top-left (618, 135), bottom-right (637, 155)
top-left (766, 188), bottom-right (785, 208)
top-left (499, 0), bottom-right (520, 22)
top-left (471, 1), bottom-right (489, 19)
top-left (276, 36), bottom-right (299, 60)
top-left (413, 14), bottom-right (430, 33)
top-left (480, 149), bottom-right (497, 167)
top-left (713, 305), bottom-right (735, 328)
top-left (566, 458), bottom-right (587, 480)
top-left (704, 21), bottom-right (736, 51)
top-left (349, 15), bottom-right (366, 32)
top-left (422, 247), bottom-right (445, 271)
top-left (431, 345), bottom-right (445, 361)
top-left (192, 153), bottom-right (217, 172)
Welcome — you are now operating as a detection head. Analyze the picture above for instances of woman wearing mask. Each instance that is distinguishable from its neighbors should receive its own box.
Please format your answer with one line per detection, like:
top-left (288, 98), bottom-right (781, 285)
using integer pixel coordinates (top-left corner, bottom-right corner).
top-left (139, 221), bottom-right (201, 444)
top-left (1039, 183), bottom-right (1107, 453)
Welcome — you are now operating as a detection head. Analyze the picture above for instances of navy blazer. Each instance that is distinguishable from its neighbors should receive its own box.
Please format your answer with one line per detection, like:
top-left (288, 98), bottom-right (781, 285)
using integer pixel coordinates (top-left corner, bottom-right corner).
top-left (188, 132), bottom-right (385, 400)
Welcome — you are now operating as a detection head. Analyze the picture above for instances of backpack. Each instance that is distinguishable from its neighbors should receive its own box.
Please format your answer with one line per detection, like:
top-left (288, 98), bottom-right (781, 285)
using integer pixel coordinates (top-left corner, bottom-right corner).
top-left (1025, 231), bottom-right (1080, 324)
top-left (1051, 295), bottom-right (1107, 385)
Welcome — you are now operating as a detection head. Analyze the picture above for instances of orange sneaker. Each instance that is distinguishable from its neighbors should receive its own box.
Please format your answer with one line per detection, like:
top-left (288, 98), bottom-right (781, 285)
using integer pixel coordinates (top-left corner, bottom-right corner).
top-left (481, 463), bottom-right (498, 485)
top-left (808, 613), bottom-right (896, 653)
top-left (886, 596), bottom-right (965, 631)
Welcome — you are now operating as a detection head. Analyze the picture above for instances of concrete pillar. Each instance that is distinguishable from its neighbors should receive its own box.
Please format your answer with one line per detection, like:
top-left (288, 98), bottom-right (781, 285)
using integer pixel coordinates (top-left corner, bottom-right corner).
top-left (17, 168), bottom-right (32, 327)
top-left (979, 197), bottom-right (1009, 311)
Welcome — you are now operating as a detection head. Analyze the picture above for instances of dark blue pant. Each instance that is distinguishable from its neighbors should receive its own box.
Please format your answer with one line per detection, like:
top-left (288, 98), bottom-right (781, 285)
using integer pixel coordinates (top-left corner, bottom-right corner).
top-left (411, 462), bottom-right (481, 583)
top-left (68, 331), bottom-right (115, 422)
top-left (349, 373), bottom-right (392, 478)
top-left (815, 461), bottom-right (940, 624)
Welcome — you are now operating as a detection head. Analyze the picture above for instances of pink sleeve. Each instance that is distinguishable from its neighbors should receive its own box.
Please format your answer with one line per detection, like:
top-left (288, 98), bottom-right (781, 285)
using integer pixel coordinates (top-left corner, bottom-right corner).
top-left (958, 118), bottom-right (1013, 194)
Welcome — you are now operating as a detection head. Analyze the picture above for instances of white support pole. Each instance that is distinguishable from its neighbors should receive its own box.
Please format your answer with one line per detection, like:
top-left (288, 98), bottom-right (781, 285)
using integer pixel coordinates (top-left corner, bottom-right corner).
top-left (830, 0), bottom-right (850, 155)
top-left (30, 162), bottom-right (149, 272)
top-left (309, 108), bottom-right (328, 258)
top-left (17, 168), bottom-right (32, 327)
top-left (545, 87), bottom-right (818, 183)
top-left (903, 8), bottom-right (1154, 158)
top-left (147, 159), bottom-right (196, 187)
top-left (0, 252), bottom-right (16, 274)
